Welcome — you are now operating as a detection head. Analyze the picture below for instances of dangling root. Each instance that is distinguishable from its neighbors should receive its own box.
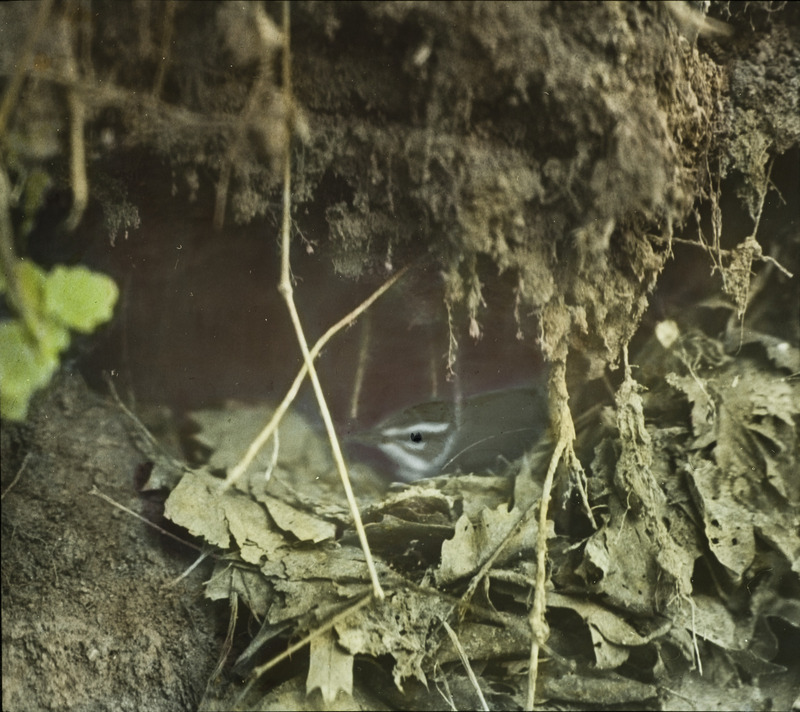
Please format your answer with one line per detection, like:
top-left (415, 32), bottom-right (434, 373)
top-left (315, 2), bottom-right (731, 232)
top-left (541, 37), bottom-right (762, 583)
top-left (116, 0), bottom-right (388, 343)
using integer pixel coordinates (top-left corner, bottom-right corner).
top-left (526, 360), bottom-right (581, 709)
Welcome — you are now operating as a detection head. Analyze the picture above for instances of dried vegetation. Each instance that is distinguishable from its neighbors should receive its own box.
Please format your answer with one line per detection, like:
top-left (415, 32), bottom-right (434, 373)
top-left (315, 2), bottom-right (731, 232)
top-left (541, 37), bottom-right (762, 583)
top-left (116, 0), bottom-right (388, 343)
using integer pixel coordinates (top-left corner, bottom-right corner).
top-left (2, 1), bottom-right (799, 710)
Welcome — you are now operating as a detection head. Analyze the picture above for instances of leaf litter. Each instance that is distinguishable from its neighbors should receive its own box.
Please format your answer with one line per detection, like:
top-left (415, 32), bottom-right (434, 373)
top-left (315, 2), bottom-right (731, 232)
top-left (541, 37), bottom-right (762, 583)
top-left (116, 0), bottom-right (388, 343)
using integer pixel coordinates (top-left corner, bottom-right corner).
top-left (159, 329), bottom-right (798, 710)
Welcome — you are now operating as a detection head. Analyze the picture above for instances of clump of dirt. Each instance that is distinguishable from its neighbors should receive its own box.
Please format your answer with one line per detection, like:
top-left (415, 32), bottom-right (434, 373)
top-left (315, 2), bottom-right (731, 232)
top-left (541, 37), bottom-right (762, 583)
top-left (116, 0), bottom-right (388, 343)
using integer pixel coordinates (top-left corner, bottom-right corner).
top-left (294, 1), bottom-right (724, 376)
top-left (1, 374), bottom-right (222, 711)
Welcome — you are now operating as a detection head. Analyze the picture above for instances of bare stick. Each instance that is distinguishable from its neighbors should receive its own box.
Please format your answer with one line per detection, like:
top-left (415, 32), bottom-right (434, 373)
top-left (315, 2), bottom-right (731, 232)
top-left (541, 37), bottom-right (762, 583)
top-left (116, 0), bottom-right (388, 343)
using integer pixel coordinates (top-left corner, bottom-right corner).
top-left (211, 591), bottom-right (238, 681)
top-left (349, 310), bottom-right (372, 420)
top-left (1, 453), bottom-right (31, 500)
top-left (89, 486), bottom-right (204, 554)
top-left (273, 2), bottom-right (384, 601)
top-left (442, 620), bottom-right (489, 712)
top-left (64, 79), bottom-right (88, 232)
top-left (221, 261), bottom-right (409, 491)
top-left (163, 551), bottom-right (210, 589)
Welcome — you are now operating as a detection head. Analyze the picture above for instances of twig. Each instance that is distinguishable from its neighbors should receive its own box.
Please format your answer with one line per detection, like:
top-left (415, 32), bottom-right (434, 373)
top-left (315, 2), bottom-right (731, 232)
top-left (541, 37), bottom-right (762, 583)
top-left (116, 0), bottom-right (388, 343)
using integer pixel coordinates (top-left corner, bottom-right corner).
top-left (442, 620), bottom-right (489, 712)
top-left (1, 453), bottom-right (31, 500)
top-left (273, 1), bottom-right (383, 600)
top-left (349, 310), bottom-right (372, 420)
top-left (64, 84), bottom-right (88, 231)
top-left (89, 486), bottom-right (204, 554)
top-left (279, 252), bottom-right (386, 598)
top-left (211, 591), bottom-right (238, 681)
top-left (221, 261), bottom-right (409, 491)
top-left (163, 551), bottom-right (210, 589)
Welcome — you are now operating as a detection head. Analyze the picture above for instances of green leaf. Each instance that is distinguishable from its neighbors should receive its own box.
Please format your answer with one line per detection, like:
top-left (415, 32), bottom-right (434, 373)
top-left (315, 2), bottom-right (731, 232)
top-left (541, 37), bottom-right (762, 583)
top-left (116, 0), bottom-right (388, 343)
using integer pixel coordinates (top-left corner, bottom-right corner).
top-left (43, 265), bottom-right (118, 333)
top-left (0, 320), bottom-right (60, 421)
top-left (36, 317), bottom-right (71, 357)
top-left (14, 259), bottom-right (48, 311)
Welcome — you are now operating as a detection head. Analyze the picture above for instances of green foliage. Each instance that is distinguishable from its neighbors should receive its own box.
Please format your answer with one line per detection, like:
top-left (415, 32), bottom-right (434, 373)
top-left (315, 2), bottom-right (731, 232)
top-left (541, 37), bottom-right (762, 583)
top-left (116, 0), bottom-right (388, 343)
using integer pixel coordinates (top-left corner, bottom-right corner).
top-left (0, 321), bottom-right (60, 421)
top-left (43, 266), bottom-right (119, 333)
top-left (0, 260), bottom-right (118, 421)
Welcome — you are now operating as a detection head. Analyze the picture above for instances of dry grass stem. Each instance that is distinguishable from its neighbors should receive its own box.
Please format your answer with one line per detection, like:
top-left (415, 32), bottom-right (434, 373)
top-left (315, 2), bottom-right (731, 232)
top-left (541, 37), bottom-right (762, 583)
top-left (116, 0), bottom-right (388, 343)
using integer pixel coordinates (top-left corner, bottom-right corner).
top-left (221, 261), bottom-right (409, 492)
top-left (1, 452), bottom-right (31, 500)
top-left (211, 592), bottom-right (239, 681)
top-left (273, 1), bottom-right (383, 600)
top-left (442, 620), bottom-right (489, 712)
top-left (280, 273), bottom-right (386, 599)
top-left (349, 310), bottom-right (372, 420)
top-left (89, 486), bottom-right (204, 554)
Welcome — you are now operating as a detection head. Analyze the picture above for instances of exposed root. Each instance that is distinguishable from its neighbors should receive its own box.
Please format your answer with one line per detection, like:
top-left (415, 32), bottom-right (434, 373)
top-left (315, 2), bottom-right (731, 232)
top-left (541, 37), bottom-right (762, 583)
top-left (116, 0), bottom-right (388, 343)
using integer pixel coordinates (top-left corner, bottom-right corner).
top-left (526, 360), bottom-right (578, 709)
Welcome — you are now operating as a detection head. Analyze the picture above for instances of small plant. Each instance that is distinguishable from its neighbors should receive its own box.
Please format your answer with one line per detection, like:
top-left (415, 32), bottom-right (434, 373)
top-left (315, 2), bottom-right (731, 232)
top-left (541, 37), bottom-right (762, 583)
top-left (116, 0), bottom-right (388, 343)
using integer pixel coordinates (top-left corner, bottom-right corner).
top-left (0, 260), bottom-right (118, 421)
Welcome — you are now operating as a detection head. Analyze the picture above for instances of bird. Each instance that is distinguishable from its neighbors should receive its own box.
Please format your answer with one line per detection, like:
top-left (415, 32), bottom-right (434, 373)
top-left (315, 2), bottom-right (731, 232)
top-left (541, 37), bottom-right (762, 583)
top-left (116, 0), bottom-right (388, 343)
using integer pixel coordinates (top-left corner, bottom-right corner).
top-left (348, 383), bottom-right (550, 482)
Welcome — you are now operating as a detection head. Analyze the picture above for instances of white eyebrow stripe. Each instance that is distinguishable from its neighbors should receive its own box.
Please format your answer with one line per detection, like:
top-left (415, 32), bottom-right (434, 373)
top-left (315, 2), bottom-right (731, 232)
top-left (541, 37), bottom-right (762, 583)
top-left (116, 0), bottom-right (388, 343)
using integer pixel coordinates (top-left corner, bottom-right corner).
top-left (381, 421), bottom-right (452, 437)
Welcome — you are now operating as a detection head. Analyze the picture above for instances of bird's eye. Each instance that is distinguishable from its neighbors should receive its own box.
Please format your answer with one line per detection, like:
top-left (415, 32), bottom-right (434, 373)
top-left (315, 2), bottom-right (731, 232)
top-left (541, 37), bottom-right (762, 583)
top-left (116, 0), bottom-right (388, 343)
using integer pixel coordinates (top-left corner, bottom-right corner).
top-left (410, 432), bottom-right (423, 443)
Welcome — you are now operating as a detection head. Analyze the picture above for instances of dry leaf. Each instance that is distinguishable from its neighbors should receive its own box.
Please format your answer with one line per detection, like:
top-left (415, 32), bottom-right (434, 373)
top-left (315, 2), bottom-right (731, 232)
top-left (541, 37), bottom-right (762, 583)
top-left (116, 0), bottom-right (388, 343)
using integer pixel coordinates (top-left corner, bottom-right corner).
top-left (307, 629), bottom-right (354, 705)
